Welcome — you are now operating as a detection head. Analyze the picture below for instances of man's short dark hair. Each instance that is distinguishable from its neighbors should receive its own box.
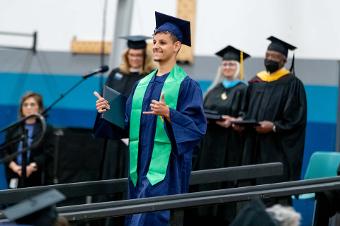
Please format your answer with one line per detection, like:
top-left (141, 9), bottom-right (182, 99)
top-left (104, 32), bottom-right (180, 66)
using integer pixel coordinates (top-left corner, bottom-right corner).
top-left (154, 31), bottom-right (179, 43)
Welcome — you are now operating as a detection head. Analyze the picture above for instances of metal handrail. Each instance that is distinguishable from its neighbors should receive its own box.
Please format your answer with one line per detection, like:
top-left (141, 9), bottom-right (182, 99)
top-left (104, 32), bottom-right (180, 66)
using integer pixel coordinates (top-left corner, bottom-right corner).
top-left (57, 177), bottom-right (340, 221)
top-left (0, 162), bottom-right (283, 204)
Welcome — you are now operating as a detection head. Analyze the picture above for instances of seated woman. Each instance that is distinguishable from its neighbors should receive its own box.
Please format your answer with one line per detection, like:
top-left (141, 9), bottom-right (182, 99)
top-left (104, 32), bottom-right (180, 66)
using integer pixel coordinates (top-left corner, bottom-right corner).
top-left (4, 92), bottom-right (54, 188)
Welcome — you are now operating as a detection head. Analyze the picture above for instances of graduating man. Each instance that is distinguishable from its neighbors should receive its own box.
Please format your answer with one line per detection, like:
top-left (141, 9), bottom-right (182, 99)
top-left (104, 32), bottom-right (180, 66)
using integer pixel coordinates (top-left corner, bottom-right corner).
top-left (238, 36), bottom-right (307, 187)
top-left (94, 11), bottom-right (207, 226)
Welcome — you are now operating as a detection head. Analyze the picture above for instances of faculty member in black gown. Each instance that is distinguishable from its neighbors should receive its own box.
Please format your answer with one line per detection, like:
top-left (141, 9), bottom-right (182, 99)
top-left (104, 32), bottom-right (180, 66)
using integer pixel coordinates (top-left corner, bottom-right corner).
top-left (98, 35), bottom-right (155, 181)
top-left (193, 46), bottom-right (250, 226)
top-left (239, 36), bottom-right (307, 202)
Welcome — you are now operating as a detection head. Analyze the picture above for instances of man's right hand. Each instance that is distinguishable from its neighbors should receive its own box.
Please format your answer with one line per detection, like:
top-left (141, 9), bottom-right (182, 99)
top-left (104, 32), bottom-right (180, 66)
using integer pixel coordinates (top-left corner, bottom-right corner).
top-left (94, 91), bottom-right (110, 113)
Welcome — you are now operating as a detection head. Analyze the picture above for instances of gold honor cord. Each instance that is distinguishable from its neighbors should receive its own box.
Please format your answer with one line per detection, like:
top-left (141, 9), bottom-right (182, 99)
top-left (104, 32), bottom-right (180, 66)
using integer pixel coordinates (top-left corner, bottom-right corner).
top-left (240, 51), bottom-right (244, 80)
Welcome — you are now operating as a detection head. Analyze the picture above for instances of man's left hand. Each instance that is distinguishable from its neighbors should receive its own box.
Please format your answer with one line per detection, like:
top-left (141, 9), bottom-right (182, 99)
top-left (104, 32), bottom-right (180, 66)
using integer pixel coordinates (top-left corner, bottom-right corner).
top-left (256, 121), bottom-right (274, 134)
top-left (143, 94), bottom-right (170, 121)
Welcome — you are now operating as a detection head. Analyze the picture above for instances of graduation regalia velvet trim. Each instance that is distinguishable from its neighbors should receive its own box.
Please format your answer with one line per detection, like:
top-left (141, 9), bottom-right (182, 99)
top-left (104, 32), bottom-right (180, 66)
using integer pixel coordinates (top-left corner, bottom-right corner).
top-left (256, 68), bottom-right (290, 82)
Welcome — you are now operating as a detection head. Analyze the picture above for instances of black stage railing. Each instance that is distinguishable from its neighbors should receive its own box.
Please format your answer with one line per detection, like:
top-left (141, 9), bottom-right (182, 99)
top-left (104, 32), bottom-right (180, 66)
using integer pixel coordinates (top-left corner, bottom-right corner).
top-left (1, 163), bottom-right (340, 226)
top-left (56, 176), bottom-right (340, 222)
top-left (0, 162), bottom-right (283, 204)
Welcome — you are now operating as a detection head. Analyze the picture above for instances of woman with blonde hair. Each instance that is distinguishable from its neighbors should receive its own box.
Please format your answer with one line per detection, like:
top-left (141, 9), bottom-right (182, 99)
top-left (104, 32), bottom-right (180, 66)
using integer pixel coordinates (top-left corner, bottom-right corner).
top-left (105, 35), bottom-right (155, 97)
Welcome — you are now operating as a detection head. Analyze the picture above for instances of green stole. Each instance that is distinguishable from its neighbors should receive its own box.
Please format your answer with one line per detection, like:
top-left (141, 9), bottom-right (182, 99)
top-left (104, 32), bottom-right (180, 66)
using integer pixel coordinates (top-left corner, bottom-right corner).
top-left (129, 64), bottom-right (187, 186)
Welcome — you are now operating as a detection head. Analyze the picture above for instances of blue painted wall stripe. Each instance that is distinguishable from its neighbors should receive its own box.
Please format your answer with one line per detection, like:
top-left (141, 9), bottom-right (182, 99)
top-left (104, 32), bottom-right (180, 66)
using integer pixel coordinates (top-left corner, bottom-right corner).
top-left (0, 73), bottom-right (337, 196)
top-left (304, 86), bottom-right (338, 123)
top-left (0, 73), bottom-right (338, 124)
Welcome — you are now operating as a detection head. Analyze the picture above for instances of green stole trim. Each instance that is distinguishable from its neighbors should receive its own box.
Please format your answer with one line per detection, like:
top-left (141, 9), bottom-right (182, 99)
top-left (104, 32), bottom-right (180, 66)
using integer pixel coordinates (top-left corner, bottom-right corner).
top-left (129, 64), bottom-right (187, 186)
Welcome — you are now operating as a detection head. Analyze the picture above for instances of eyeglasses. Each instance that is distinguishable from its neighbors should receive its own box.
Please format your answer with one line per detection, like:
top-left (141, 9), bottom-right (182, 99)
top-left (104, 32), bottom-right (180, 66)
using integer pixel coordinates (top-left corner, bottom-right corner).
top-left (128, 53), bottom-right (144, 59)
top-left (23, 102), bottom-right (37, 108)
top-left (222, 62), bottom-right (237, 67)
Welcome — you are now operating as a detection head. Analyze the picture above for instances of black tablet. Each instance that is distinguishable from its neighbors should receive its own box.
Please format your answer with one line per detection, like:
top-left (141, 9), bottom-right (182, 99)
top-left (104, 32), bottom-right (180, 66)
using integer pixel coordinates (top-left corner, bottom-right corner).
top-left (204, 110), bottom-right (223, 121)
top-left (231, 120), bottom-right (260, 127)
top-left (102, 85), bottom-right (127, 128)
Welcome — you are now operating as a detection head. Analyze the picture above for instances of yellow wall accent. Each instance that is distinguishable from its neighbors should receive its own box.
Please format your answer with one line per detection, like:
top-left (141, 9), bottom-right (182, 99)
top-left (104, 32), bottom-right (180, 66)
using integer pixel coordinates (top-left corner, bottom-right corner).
top-left (71, 37), bottom-right (112, 55)
top-left (176, 0), bottom-right (196, 64)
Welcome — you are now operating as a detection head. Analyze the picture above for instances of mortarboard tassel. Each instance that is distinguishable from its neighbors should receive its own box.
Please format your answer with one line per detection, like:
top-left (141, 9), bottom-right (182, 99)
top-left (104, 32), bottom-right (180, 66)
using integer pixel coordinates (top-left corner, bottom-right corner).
top-left (289, 53), bottom-right (295, 74)
top-left (240, 51), bottom-right (244, 80)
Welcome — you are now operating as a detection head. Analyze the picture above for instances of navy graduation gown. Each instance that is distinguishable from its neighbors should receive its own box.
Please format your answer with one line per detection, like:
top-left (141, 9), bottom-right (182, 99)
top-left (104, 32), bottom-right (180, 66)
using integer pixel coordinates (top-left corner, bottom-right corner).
top-left (94, 73), bottom-right (207, 226)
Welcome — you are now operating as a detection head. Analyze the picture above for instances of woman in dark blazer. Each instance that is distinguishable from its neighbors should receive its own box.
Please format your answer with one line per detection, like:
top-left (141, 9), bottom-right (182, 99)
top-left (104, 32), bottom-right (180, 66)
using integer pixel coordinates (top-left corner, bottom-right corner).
top-left (4, 92), bottom-right (54, 188)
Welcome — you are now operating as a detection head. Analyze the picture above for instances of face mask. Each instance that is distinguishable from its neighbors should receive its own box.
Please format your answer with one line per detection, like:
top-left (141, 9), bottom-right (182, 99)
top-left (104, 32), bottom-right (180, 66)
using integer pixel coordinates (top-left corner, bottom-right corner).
top-left (264, 59), bottom-right (280, 73)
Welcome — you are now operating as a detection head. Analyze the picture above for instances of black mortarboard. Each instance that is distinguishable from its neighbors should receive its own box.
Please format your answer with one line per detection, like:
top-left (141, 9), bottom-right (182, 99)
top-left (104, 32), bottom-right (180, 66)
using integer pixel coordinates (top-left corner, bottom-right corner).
top-left (120, 35), bottom-right (151, 49)
top-left (215, 45), bottom-right (251, 62)
top-left (154, 11), bottom-right (191, 46)
top-left (3, 189), bottom-right (65, 226)
top-left (230, 199), bottom-right (278, 226)
top-left (215, 45), bottom-right (250, 80)
top-left (267, 36), bottom-right (296, 58)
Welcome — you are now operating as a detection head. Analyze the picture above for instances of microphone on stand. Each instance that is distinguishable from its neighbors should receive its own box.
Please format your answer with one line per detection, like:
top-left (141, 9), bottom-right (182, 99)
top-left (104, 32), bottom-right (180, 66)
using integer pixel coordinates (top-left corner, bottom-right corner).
top-left (83, 65), bottom-right (109, 79)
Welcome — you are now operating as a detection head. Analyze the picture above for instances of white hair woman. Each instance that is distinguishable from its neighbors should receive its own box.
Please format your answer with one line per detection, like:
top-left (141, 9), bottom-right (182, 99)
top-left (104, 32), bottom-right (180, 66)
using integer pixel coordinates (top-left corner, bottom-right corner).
top-left (266, 204), bottom-right (301, 226)
top-left (194, 46), bottom-right (250, 225)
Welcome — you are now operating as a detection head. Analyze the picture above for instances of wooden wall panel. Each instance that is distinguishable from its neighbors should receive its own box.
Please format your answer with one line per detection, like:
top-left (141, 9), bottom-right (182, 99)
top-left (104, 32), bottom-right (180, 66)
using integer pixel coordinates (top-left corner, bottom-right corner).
top-left (176, 0), bottom-right (196, 64)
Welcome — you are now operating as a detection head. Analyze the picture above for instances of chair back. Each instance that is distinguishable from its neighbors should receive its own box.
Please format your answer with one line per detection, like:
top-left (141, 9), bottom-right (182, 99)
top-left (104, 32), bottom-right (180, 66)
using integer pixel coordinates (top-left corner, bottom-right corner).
top-left (304, 151), bottom-right (340, 179)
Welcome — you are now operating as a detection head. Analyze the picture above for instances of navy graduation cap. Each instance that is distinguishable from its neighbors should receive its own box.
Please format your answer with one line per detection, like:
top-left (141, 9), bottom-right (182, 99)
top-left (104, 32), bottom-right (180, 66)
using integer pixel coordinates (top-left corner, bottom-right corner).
top-left (3, 189), bottom-right (65, 226)
top-left (215, 45), bottom-right (251, 62)
top-left (154, 11), bottom-right (191, 46)
top-left (120, 35), bottom-right (151, 49)
top-left (267, 36), bottom-right (296, 58)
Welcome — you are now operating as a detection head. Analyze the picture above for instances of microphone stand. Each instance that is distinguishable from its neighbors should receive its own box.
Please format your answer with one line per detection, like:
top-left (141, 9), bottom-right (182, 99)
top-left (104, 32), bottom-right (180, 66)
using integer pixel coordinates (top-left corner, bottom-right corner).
top-left (40, 67), bottom-right (107, 184)
top-left (20, 128), bottom-right (28, 187)
top-left (42, 76), bottom-right (88, 116)
top-left (42, 66), bottom-right (108, 116)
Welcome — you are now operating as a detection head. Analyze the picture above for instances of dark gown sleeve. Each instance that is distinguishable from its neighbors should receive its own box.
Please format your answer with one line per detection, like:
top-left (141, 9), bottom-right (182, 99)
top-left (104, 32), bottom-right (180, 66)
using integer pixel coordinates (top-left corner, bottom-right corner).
top-left (235, 85), bottom-right (248, 118)
top-left (3, 127), bottom-right (17, 163)
top-left (238, 83), bottom-right (252, 119)
top-left (167, 78), bottom-right (207, 155)
top-left (93, 113), bottom-right (128, 139)
top-left (105, 68), bottom-right (120, 87)
top-left (92, 80), bottom-right (136, 140)
top-left (274, 78), bottom-right (307, 181)
top-left (274, 79), bottom-right (307, 133)
top-left (203, 88), bottom-right (214, 106)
